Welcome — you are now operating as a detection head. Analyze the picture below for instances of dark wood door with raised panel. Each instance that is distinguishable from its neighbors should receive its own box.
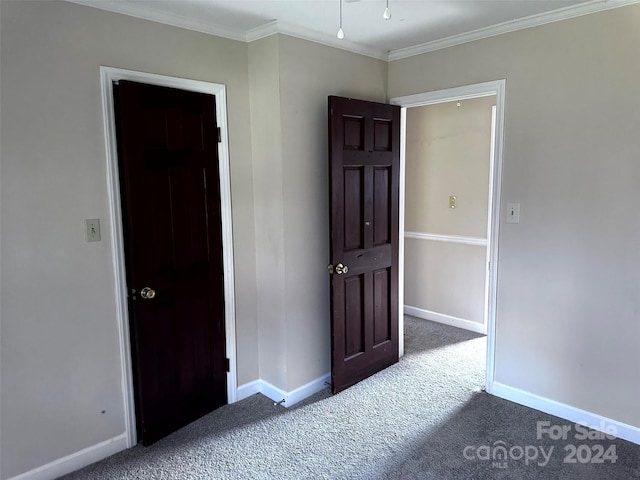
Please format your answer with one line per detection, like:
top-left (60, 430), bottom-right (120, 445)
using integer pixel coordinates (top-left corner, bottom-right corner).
top-left (328, 96), bottom-right (400, 394)
top-left (114, 80), bottom-right (227, 445)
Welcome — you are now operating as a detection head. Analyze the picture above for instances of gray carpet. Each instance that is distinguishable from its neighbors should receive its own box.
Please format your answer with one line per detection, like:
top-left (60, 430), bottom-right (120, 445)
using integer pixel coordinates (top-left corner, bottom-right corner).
top-left (60, 316), bottom-right (640, 479)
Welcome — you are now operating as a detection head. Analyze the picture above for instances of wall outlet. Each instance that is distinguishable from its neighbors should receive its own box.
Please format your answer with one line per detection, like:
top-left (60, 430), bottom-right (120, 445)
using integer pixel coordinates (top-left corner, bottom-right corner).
top-left (449, 195), bottom-right (457, 209)
top-left (506, 203), bottom-right (520, 224)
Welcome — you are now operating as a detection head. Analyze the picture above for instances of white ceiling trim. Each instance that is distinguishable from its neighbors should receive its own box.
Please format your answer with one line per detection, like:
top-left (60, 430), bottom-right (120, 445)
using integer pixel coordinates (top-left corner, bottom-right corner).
top-left (66, 0), bottom-right (640, 62)
top-left (246, 20), bottom-right (388, 60)
top-left (245, 20), bottom-right (280, 42)
top-left (66, 0), bottom-right (247, 41)
top-left (388, 0), bottom-right (640, 61)
top-left (67, 0), bottom-right (388, 59)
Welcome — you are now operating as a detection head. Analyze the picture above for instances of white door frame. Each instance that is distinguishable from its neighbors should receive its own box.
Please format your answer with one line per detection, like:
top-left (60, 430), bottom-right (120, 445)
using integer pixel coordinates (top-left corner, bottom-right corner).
top-left (99, 66), bottom-right (238, 447)
top-left (390, 79), bottom-right (506, 394)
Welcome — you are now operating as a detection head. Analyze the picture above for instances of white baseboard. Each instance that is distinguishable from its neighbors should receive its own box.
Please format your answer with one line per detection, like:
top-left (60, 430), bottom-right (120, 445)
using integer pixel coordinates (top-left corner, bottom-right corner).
top-left (492, 382), bottom-right (640, 446)
top-left (286, 373), bottom-right (332, 406)
top-left (7, 433), bottom-right (128, 480)
top-left (10, 373), bottom-right (331, 480)
top-left (404, 305), bottom-right (487, 335)
top-left (260, 379), bottom-right (288, 406)
top-left (237, 373), bottom-right (331, 408)
top-left (236, 379), bottom-right (261, 402)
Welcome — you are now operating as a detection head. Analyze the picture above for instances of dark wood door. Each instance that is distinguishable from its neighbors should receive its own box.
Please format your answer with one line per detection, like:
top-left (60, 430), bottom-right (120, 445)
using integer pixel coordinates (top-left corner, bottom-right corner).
top-left (328, 96), bottom-right (400, 394)
top-left (114, 80), bottom-right (227, 445)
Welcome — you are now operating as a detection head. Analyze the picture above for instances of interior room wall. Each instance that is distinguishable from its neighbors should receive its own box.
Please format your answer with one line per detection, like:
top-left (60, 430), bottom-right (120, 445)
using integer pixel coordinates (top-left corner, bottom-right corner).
top-left (5, 0), bottom-right (639, 478)
top-left (404, 241), bottom-right (487, 324)
top-left (404, 98), bottom-right (494, 325)
top-left (0, 2), bottom-right (387, 476)
top-left (249, 35), bottom-right (287, 390)
top-left (389, 4), bottom-right (640, 429)
top-left (0, 1), bottom-right (258, 478)
top-left (248, 34), bottom-right (388, 393)
top-left (278, 35), bottom-right (388, 390)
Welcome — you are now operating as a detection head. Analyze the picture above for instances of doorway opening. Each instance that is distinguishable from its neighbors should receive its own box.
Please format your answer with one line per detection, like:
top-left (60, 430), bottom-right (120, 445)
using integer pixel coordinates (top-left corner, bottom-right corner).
top-left (100, 67), bottom-right (238, 447)
top-left (391, 80), bottom-right (506, 393)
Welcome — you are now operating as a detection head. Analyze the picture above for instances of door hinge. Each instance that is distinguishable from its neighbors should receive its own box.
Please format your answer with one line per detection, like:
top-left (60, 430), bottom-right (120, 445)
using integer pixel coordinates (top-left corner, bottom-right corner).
top-left (217, 127), bottom-right (222, 143)
top-left (225, 358), bottom-right (230, 372)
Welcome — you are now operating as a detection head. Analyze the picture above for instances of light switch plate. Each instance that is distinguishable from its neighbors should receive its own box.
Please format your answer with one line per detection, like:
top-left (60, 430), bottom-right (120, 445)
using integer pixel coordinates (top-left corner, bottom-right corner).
top-left (85, 219), bottom-right (101, 242)
top-left (506, 203), bottom-right (520, 224)
top-left (449, 196), bottom-right (457, 209)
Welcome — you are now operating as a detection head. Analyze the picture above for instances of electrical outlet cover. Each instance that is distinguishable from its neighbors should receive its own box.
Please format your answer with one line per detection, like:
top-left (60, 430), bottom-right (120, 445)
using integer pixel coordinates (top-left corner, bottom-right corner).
top-left (506, 203), bottom-right (520, 224)
top-left (85, 219), bottom-right (101, 242)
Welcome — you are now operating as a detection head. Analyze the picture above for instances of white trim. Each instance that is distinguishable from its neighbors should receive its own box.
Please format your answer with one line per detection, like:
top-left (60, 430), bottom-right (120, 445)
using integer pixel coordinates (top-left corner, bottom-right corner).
top-left (245, 20), bottom-right (279, 42)
top-left (390, 82), bottom-right (498, 108)
top-left (267, 22), bottom-right (387, 60)
top-left (259, 380), bottom-right (288, 407)
top-left (5, 434), bottom-right (128, 480)
top-left (485, 83), bottom-right (505, 395)
top-left (404, 231), bottom-right (487, 247)
top-left (66, 0), bottom-right (247, 41)
top-left (483, 105), bottom-right (497, 373)
top-left (405, 306), bottom-right (486, 335)
top-left (66, 1), bottom-right (385, 60)
top-left (388, 0), bottom-right (640, 61)
top-left (391, 79), bottom-right (506, 397)
top-left (215, 82), bottom-right (239, 405)
top-left (246, 20), bottom-right (387, 60)
top-left (236, 380), bottom-right (262, 402)
top-left (236, 374), bottom-right (331, 407)
top-left (100, 68), bottom-right (137, 448)
top-left (99, 67), bottom-right (238, 450)
top-left (286, 373), bottom-right (332, 406)
top-left (398, 107), bottom-right (406, 358)
top-left (492, 382), bottom-right (640, 446)
top-left (67, 0), bottom-right (639, 62)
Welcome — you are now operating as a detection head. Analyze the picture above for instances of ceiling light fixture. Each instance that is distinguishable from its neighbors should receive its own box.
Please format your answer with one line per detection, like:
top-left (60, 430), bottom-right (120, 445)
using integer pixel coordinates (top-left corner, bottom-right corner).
top-left (337, 0), bottom-right (345, 39)
top-left (383, 0), bottom-right (391, 20)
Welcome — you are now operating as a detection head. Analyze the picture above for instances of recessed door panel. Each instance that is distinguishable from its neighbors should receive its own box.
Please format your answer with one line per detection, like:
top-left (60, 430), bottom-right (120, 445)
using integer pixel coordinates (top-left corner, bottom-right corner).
top-left (373, 268), bottom-right (391, 345)
top-left (344, 167), bottom-right (364, 251)
top-left (373, 119), bottom-right (392, 151)
top-left (373, 167), bottom-right (391, 246)
top-left (343, 115), bottom-right (365, 150)
top-left (344, 275), bottom-right (365, 358)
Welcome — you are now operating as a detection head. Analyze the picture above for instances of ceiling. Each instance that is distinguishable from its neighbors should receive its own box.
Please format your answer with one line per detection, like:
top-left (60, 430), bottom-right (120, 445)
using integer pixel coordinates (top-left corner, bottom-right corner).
top-left (68, 0), bottom-right (626, 59)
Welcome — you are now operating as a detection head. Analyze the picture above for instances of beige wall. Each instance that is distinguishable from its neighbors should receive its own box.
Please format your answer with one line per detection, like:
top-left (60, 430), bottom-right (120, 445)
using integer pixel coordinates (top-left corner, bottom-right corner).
top-left (0, 2), bottom-right (387, 477)
top-left (0, 1), bottom-right (258, 478)
top-left (390, 4), bottom-right (640, 428)
top-left (4, 0), bottom-right (640, 478)
top-left (278, 35), bottom-right (387, 389)
top-left (249, 35), bottom-right (387, 391)
top-left (404, 97), bottom-right (494, 324)
top-left (404, 240), bottom-right (486, 323)
top-left (249, 36), bottom-right (288, 389)
top-left (405, 98), bottom-right (494, 237)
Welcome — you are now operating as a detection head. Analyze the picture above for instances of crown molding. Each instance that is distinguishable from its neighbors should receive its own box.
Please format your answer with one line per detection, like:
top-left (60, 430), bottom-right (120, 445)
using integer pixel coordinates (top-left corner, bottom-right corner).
top-left (246, 19), bottom-right (387, 60)
top-left (65, 0), bottom-right (247, 42)
top-left (65, 0), bottom-right (640, 62)
top-left (273, 21), bottom-right (388, 60)
top-left (245, 20), bottom-right (280, 42)
top-left (65, 0), bottom-right (388, 59)
top-left (388, 0), bottom-right (640, 61)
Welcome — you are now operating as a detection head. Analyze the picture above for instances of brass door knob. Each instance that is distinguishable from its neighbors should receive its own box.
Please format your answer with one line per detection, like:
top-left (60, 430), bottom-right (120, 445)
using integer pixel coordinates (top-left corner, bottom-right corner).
top-left (140, 287), bottom-right (156, 300)
top-left (335, 263), bottom-right (349, 275)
